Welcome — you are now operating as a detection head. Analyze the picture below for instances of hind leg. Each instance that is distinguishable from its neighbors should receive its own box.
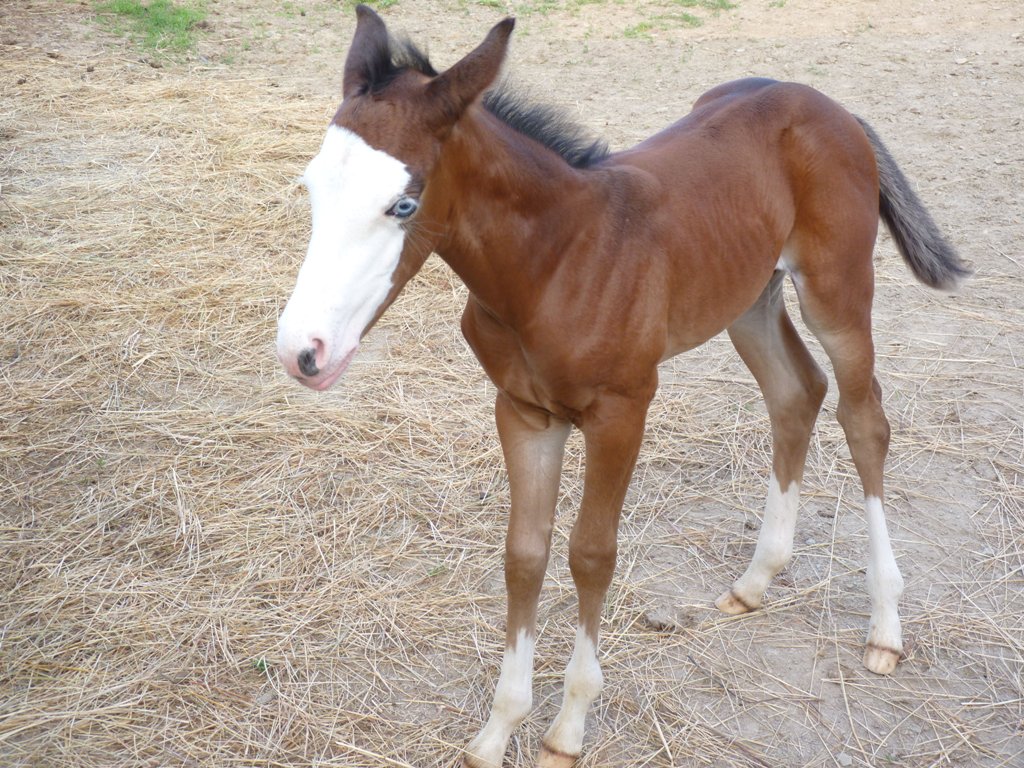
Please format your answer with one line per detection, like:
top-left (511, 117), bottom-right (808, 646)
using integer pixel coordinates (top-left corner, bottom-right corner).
top-left (814, 332), bottom-right (904, 674)
top-left (792, 246), bottom-right (905, 675)
top-left (717, 272), bottom-right (828, 615)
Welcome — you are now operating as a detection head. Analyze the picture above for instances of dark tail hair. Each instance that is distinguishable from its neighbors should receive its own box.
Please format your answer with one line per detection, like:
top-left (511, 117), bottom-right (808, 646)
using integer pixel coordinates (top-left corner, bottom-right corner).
top-left (856, 117), bottom-right (971, 292)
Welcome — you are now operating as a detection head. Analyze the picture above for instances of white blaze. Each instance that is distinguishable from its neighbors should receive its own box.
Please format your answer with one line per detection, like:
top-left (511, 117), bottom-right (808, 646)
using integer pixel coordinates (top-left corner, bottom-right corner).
top-left (277, 124), bottom-right (411, 388)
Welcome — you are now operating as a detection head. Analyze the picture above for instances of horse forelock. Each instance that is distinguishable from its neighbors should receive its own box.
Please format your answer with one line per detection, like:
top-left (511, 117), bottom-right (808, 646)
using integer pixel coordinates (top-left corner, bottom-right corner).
top-left (360, 35), bottom-right (438, 95)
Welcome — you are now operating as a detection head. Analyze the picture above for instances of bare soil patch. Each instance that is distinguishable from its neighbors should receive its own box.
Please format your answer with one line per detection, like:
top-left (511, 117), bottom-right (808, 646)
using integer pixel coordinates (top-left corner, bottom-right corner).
top-left (2, 1), bottom-right (1022, 766)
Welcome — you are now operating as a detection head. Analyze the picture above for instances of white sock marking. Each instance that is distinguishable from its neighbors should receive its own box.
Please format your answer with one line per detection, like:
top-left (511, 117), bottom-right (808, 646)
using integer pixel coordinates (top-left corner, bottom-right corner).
top-left (467, 630), bottom-right (534, 767)
top-left (864, 495), bottom-right (904, 650)
top-left (543, 627), bottom-right (603, 757)
top-left (732, 472), bottom-right (800, 606)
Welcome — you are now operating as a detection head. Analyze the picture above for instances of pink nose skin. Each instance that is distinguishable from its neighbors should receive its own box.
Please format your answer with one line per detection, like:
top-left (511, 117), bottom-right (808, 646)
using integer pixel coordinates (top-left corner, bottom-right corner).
top-left (277, 335), bottom-right (358, 391)
top-left (277, 336), bottom-right (326, 381)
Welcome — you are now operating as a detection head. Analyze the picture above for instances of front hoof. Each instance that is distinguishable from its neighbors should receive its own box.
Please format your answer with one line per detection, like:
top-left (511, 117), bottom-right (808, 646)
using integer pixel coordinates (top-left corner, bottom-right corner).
top-left (463, 746), bottom-right (501, 768)
top-left (715, 588), bottom-right (758, 616)
top-left (536, 743), bottom-right (578, 768)
top-left (863, 643), bottom-right (902, 675)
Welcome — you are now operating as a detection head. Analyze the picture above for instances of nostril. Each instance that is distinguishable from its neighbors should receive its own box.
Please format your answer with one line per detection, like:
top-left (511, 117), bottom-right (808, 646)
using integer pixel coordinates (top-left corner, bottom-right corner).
top-left (297, 347), bottom-right (319, 377)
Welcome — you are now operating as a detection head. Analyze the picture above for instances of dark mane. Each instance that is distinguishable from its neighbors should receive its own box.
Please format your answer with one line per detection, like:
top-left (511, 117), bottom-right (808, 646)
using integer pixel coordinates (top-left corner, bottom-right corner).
top-left (482, 85), bottom-right (610, 169)
top-left (366, 37), bottom-right (610, 169)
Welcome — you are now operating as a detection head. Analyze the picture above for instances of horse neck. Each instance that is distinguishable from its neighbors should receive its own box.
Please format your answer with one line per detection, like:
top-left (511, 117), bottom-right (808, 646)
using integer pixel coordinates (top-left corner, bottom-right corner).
top-left (429, 108), bottom-right (598, 324)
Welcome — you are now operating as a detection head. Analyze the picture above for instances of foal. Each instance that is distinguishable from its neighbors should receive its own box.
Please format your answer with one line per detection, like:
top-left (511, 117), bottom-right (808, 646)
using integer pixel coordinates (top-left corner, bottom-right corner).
top-left (276, 7), bottom-right (967, 767)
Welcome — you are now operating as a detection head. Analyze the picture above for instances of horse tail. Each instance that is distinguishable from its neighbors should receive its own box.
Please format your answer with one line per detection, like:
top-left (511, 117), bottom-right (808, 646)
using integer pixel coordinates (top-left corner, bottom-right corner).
top-left (856, 117), bottom-right (971, 292)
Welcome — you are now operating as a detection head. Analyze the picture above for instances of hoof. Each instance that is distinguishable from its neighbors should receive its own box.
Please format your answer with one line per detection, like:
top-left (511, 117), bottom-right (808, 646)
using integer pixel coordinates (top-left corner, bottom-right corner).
top-left (463, 750), bottom-right (500, 768)
top-left (536, 743), bottom-right (578, 768)
top-left (863, 643), bottom-right (902, 675)
top-left (715, 588), bottom-right (757, 616)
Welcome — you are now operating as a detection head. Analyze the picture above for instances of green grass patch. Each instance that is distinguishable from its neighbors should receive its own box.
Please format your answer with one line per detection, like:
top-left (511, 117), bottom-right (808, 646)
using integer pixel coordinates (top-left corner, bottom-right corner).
top-left (625, 11), bottom-right (702, 38)
top-left (96, 0), bottom-right (207, 53)
top-left (469, 0), bottom-right (608, 13)
top-left (672, 0), bottom-right (736, 9)
top-left (458, 0), bottom-right (733, 36)
top-left (624, 20), bottom-right (655, 38)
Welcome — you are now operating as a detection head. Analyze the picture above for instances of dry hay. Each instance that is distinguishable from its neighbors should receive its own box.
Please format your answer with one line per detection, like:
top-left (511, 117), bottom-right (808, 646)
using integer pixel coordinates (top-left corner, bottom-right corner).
top-left (2, 2), bottom-right (1023, 766)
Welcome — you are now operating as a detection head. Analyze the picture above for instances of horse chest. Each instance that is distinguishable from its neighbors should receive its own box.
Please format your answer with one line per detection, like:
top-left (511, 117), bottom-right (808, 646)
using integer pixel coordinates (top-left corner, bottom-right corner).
top-left (461, 298), bottom-right (582, 420)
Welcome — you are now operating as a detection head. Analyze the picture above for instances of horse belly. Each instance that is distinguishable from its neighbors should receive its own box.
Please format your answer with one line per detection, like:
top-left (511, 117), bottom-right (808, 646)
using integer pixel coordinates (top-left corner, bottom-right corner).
top-left (655, 206), bottom-right (785, 358)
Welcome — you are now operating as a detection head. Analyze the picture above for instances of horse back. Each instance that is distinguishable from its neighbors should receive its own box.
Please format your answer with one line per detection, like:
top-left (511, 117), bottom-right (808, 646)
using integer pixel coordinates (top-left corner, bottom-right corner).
top-left (598, 78), bottom-right (879, 355)
top-left (611, 78), bottom-right (875, 191)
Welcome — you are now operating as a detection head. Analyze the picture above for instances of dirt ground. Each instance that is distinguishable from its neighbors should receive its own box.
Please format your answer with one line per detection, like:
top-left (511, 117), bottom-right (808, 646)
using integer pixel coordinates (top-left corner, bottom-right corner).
top-left (2, 1), bottom-right (1022, 766)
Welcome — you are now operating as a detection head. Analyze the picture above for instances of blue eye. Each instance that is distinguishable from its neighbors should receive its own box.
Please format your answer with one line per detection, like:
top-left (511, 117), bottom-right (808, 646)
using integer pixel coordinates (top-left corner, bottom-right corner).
top-left (387, 197), bottom-right (419, 219)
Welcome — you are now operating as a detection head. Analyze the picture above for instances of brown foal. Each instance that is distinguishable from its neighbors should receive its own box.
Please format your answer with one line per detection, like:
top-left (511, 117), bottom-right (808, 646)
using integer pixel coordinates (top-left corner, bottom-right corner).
top-left (275, 7), bottom-right (968, 767)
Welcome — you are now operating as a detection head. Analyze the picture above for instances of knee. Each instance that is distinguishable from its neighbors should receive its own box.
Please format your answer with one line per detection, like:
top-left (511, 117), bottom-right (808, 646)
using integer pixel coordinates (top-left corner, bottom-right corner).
top-left (772, 370), bottom-right (827, 440)
top-left (807, 367), bottom-right (828, 411)
top-left (837, 397), bottom-right (890, 449)
top-left (793, 366), bottom-right (828, 422)
top-left (568, 538), bottom-right (617, 588)
top-left (505, 538), bottom-right (548, 593)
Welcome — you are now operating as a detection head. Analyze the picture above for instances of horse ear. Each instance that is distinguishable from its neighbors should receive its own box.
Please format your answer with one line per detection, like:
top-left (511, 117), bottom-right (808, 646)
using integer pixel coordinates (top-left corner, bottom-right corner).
top-left (343, 4), bottom-right (390, 97)
top-left (426, 17), bottom-right (515, 124)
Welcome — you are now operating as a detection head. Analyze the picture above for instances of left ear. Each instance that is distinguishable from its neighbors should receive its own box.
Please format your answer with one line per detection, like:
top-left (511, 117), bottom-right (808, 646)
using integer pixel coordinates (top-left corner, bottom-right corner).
top-left (343, 4), bottom-right (391, 98)
top-left (426, 17), bottom-right (515, 124)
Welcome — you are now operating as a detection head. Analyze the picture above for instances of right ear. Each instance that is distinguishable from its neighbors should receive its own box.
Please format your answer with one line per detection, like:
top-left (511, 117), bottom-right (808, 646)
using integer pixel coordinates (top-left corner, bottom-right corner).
top-left (343, 4), bottom-right (390, 98)
top-left (425, 17), bottom-right (515, 125)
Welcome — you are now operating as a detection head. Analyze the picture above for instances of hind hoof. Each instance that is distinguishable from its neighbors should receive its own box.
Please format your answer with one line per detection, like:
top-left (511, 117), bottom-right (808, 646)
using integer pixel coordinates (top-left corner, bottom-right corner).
top-left (715, 588), bottom-right (758, 615)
